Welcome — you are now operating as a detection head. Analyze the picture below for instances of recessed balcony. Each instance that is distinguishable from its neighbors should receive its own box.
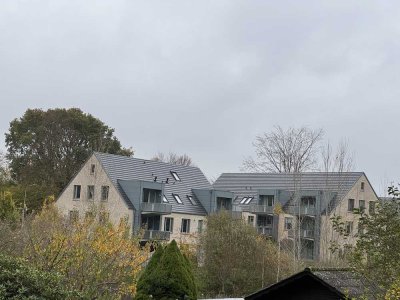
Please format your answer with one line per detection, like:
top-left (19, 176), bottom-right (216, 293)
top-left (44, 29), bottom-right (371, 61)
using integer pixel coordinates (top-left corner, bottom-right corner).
top-left (140, 202), bottom-right (172, 214)
top-left (257, 226), bottom-right (273, 236)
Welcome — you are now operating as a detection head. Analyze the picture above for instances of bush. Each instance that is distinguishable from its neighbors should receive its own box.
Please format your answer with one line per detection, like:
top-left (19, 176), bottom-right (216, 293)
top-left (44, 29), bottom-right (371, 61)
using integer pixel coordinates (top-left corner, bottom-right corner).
top-left (135, 240), bottom-right (197, 300)
top-left (0, 253), bottom-right (80, 299)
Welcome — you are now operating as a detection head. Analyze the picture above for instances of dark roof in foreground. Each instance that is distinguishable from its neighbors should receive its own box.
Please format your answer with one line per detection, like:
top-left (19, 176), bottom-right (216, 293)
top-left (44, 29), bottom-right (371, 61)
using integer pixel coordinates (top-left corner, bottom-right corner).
top-left (94, 152), bottom-right (211, 215)
top-left (245, 268), bottom-right (381, 300)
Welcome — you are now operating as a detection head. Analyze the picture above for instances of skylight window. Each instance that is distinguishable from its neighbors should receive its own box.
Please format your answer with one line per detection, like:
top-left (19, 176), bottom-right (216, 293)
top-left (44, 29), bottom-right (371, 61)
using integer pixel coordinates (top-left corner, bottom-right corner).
top-left (244, 197), bottom-right (253, 205)
top-left (170, 171), bottom-right (181, 181)
top-left (172, 193), bottom-right (183, 204)
top-left (187, 195), bottom-right (196, 205)
top-left (163, 195), bottom-right (169, 203)
top-left (240, 197), bottom-right (248, 204)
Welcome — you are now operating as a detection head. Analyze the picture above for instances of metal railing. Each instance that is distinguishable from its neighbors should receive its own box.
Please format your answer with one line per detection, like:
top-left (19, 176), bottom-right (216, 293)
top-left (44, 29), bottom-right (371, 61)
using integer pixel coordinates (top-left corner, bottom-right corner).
top-left (249, 205), bottom-right (274, 214)
top-left (257, 226), bottom-right (273, 236)
top-left (287, 206), bottom-right (316, 216)
top-left (142, 230), bottom-right (171, 241)
top-left (140, 202), bottom-right (172, 214)
top-left (300, 229), bottom-right (315, 239)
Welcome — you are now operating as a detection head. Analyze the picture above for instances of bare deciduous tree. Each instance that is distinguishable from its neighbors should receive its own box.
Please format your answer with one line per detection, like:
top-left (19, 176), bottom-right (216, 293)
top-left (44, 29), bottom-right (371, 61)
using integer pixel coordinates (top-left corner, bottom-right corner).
top-left (151, 152), bottom-right (195, 167)
top-left (242, 126), bottom-right (324, 173)
top-left (321, 140), bottom-right (354, 173)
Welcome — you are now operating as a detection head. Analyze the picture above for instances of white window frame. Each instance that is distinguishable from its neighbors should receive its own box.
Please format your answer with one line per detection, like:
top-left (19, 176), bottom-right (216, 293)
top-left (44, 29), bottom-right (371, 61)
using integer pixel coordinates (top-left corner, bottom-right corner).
top-left (73, 185), bottom-right (81, 200)
top-left (170, 171), bottom-right (181, 181)
top-left (181, 218), bottom-right (190, 233)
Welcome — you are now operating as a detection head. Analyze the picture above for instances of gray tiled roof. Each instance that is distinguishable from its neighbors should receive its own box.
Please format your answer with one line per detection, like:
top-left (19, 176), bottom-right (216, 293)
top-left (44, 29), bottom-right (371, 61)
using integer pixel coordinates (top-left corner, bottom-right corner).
top-left (213, 172), bottom-right (363, 211)
top-left (94, 152), bottom-right (211, 215)
top-left (312, 268), bottom-right (382, 299)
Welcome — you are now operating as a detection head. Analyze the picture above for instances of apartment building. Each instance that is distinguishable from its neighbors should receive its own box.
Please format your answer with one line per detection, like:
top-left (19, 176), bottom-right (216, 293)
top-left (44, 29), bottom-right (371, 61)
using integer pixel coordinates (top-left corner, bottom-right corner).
top-left (213, 172), bottom-right (379, 261)
top-left (56, 152), bottom-right (230, 244)
top-left (56, 152), bottom-right (379, 261)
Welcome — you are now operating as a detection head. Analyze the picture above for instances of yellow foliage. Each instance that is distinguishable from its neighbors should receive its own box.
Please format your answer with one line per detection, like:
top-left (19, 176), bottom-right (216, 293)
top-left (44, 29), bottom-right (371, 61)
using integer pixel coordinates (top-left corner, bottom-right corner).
top-left (386, 278), bottom-right (400, 300)
top-left (24, 205), bottom-right (148, 298)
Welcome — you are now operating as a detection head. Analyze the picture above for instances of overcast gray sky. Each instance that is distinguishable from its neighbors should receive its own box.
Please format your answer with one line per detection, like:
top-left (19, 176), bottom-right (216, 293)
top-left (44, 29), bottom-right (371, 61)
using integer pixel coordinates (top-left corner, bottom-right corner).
top-left (0, 1), bottom-right (399, 195)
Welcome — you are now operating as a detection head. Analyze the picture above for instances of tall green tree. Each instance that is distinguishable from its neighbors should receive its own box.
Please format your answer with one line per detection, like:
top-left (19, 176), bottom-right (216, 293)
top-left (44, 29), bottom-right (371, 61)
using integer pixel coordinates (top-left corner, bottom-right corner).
top-left (5, 108), bottom-right (133, 196)
top-left (349, 185), bottom-right (400, 291)
top-left (135, 240), bottom-right (197, 300)
top-left (199, 211), bottom-right (294, 298)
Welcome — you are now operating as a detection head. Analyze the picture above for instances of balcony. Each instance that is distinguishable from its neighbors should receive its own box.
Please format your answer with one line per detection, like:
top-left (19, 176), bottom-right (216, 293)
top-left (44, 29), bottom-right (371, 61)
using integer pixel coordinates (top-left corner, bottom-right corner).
top-left (300, 229), bottom-right (315, 239)
top-left (140, 202), bottom-right (172, 214)
top-left (142, 230), bottom-right (171, 241)
top-left (257, 226), bottom-right (273, 236)
top-left (249, 205), bottom-right (274, 214)
top-left (287, 206), bottom-right (316, 216)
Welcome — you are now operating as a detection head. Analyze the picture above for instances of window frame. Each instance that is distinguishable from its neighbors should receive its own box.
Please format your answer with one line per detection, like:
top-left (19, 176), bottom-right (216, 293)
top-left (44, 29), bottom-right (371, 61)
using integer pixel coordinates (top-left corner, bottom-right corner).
top-left (69, 210), bottom-right (79, 223)
top-left (198, 220), bottom-right (204, 233)
top-left (87, 185), bottom-right (94, 200)
top-left (90, 164), bottom-right (95, 175)
top-left (181, 218), bottom-right (191, 233)
top-left (73, 185), bottom-right (81, 200)
top-left (187, 195), bottom-right (196, 205)
top-left (101, 186), bottom-right (109, 201)
top-left (348, 198), bottom-right (355, 212)
top-left (164, 217), bottom-right (174, 233)
top-left (284, 217), bottom-right (293, 230)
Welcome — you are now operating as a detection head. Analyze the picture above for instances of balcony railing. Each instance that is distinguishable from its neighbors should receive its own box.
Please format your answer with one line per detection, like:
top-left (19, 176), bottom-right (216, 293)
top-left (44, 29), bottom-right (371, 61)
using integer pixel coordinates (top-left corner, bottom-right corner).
top-left (249, 205), bottom-right (274, 214)
top-left (257, 226), bottom-right (273, 236)
top-left (300, 229), bottom-right (315, 239)
top-left (140, 202), bottom-right (172, 214)
top-left (287, 206), bottom-right (317, 216)
top-left (142, 230), bottom-right (171, 241)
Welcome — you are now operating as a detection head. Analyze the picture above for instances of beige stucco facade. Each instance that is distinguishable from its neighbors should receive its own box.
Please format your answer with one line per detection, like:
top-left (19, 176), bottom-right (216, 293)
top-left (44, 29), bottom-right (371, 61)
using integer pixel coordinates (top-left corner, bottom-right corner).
top-left (56, 155), bottom-right (134, 230)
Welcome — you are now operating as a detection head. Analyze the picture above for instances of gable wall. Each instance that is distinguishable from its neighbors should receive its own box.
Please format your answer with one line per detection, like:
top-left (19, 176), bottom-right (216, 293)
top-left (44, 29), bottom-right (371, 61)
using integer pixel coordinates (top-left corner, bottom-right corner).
top-left (319, 174), bottom-right (379, 261)
top-left (56, 154), bottom-right (134, 230)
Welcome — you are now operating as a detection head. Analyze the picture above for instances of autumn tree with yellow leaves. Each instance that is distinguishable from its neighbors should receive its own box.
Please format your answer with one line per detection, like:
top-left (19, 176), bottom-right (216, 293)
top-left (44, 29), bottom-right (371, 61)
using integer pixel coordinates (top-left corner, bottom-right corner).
top-left (1, 205), bottom-right (148, 299)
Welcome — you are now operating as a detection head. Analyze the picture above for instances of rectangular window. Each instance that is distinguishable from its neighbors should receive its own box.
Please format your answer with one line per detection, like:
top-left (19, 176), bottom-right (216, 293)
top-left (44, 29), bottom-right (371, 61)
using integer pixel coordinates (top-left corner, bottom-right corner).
top-left (90, 164), bottom-right (95, 175)
top-left (142, 189), bottom-right (162, 203)
top-left (361, 182), bottom-right (365, 191)
top-left (142, 215), bottom-right (160, 230)
top-left (348, 199), bottom-right (355, 212)
top-left (259, 195), bottom-right (274, 206)
top-left (87, 185), bottom-right (94, 200)
top-left (257, 215), bottom-right (273, 227)
top-left (285, 217), bottom-right (293, 230)
top-left (359, 200), bottom-right (366, 213)
top-left (345, 221), bottom-right (353, 235)
top-left (69, 210), bottom-right (79, 222)
top-left (369, 201), bottom-right (375, 215)
top-left (248, 215), bottom-right (254, 225)
top-left (73, 185), bottom-right (81, 199)
top-left (172, 193), bottom-right (183, 204)
top-left (216, 197), bottom-right (232, 211)
top-left (181, 219), bottom-right (190, 233)
top-left (164, 217), bottom-right (174, 232)
top-left (101, 186), bottom-right (109, 201)
top-left (170, 171), bottom-right (181, 181)
top-left (240, 197), bottom-right (248, 204)
top-left (187, 195), bottom-right (196, 205)
top-left (301, 196), bottom-right (316, 207)
top-left (198, 220), bottom-right (204, 233)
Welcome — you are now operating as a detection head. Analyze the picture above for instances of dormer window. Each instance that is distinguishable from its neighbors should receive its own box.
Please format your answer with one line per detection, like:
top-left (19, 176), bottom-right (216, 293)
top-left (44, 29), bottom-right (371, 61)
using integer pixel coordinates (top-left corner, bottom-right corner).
top-left (163, 195), bottom-right (169, 203)
top-left (170, 171), bottom-right (181, 181)
top-left (187, 195), bottom-right (196, 205)
top-left (172, 193), bottom-right (183, 204)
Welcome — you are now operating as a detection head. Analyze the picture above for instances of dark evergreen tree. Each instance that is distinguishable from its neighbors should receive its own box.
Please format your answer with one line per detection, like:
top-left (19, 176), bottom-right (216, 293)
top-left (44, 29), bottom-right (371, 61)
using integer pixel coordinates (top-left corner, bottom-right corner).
top-left (135, 240), bottom-right (197, 300)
